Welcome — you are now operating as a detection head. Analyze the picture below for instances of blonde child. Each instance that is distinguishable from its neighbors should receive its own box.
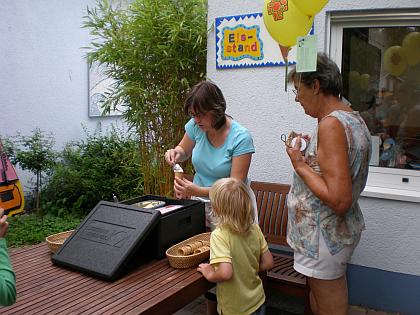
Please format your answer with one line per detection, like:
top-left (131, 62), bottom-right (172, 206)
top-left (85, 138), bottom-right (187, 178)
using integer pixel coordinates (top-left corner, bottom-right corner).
top-left (197, 178), bottom-right (274, 315)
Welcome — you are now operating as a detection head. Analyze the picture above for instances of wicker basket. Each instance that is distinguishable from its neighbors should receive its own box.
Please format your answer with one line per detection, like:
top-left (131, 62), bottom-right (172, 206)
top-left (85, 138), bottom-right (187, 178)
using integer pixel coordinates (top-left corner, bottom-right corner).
top-left (166, 232), bottom-right (211, 269)
top-left (46, 230), bottom-right (74, 253)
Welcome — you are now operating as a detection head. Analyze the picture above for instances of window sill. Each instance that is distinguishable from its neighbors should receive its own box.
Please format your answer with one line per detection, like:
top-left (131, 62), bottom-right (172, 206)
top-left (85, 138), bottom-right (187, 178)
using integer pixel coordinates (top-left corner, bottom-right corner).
top-left (361, 185), bottom-right (420, 203)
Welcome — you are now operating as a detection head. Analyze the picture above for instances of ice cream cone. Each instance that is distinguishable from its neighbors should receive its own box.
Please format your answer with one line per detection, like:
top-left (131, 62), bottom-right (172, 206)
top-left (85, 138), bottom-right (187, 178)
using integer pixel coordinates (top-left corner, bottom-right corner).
top-left (173, 163), bottom-right (184, 180)
top-left (177, 245), bottom-right (193, 256)
top-left (174, 171), bottom-right (184, 180)
top-left (193, 245), bottom-right (210, 254)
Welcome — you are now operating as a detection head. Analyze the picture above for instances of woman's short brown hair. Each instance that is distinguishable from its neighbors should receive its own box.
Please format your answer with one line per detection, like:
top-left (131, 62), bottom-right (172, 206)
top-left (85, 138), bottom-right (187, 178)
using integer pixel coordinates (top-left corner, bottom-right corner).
top-left (183, 81), bottom-right (227, 130)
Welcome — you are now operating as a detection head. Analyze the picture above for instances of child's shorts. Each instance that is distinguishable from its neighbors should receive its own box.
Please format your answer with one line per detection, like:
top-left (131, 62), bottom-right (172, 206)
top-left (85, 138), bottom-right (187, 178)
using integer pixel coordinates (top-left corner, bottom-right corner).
top-left (293, 233), bottom-right (360, 280)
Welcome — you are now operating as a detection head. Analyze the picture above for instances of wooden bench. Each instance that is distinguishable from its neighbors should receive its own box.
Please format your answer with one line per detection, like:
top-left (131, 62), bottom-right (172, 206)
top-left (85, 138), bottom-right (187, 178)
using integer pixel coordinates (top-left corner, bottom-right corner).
top-left (251, 181), bottom-right (313, 315)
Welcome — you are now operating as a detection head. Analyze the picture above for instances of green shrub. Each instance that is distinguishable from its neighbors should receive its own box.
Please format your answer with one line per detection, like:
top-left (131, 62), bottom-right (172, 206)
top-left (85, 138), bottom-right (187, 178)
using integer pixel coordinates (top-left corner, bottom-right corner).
top-left (42, 127), bottom-right (143, 216)
top-left (6, 214), bottom-right (83, 247)
top-left (3, 129), bottom-right (57, 214)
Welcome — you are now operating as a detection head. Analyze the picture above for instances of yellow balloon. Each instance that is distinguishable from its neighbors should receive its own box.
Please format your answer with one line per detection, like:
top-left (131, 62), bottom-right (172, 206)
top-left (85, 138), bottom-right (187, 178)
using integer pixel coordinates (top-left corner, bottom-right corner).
top-left (263, 0), bottom-right (314, 47)
top-left (348, 70), bottom-right (360, 84)
top-left (383, 46), bottom-right (407, 77)
top-left (359, 74), bottom-right (370, 91)
top-left (401, 32), bottom-right (420, 66)
top-left (292, 0), bottom-right (329, 16)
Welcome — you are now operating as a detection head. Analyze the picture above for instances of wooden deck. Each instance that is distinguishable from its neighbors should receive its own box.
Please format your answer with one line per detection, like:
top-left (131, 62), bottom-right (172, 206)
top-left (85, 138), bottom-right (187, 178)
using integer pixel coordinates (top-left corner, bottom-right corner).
top-left (2, 243), bottom-right (214, 314)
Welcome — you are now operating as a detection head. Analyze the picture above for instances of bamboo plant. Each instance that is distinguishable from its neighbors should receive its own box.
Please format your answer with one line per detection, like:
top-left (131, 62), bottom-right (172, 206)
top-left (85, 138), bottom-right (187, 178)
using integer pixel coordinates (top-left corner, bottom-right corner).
top-left (83, 0), bottom-right (207, 195)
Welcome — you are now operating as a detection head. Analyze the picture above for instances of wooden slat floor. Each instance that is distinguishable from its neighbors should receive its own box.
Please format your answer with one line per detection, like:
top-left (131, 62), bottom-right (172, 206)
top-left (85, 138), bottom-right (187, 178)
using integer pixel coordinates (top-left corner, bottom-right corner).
top-left (1, 243), bottom-right (213, 315)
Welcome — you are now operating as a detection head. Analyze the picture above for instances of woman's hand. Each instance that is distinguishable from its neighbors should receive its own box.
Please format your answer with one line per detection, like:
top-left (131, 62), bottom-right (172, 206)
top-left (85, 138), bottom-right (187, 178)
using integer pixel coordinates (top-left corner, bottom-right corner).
top-left (165, 134), bottom-right (195, 166)
top-left (302, 133), bottom-right (311, 143)
top-left (174, 177), bottom-right (196, 199)
top-left (165, 148), bottom-right (182, 166)
top-left (285, 135), bottom-right (306, 170)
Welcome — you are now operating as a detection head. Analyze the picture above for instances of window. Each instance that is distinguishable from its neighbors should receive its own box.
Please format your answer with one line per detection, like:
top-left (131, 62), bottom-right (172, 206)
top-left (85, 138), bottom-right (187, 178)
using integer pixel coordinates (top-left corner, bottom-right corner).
top-left (328, 9), bottom-right (420, 202)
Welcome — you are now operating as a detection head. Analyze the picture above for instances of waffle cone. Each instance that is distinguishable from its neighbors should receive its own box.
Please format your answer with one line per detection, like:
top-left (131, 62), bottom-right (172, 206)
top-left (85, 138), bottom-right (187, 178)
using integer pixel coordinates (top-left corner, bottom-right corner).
top-left (174, 172), bottom-right (184, 179)
top-left (194, 245), bottom-right (210, 254)
top-left (177, 245), bottom-right (193, 256)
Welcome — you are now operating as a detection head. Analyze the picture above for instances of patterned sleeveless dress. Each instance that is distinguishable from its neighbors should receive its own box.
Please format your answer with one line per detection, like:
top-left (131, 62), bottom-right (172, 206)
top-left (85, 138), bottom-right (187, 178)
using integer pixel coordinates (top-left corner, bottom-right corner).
top-left (287, 110), bottom-right (372, 259)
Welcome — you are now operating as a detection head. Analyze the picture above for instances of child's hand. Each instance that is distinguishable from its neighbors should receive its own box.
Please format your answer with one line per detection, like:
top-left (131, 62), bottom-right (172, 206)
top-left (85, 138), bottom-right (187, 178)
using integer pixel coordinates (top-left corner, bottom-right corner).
top-left (197, 263), bottom-right (213, 280)
top-left (198, 262), bottom-right (232, 283)
top-left (0, 208), bottom-right (9, 238)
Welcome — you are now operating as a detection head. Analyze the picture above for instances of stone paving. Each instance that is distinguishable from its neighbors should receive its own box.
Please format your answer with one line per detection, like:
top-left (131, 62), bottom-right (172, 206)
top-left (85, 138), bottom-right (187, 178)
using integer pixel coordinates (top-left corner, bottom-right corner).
top-left (174, 289), bottom-right (400, 315)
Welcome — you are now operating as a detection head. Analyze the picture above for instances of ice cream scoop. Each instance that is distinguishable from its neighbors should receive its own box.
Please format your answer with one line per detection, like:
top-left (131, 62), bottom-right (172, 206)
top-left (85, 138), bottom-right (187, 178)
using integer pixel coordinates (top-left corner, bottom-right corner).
top-left (172, 163), bottom-right (184, 179)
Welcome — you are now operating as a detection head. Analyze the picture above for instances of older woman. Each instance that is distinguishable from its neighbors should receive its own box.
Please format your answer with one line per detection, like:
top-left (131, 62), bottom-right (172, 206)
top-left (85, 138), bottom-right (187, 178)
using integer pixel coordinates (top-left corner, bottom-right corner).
top-left (285, 53), bottom-right (371, 315)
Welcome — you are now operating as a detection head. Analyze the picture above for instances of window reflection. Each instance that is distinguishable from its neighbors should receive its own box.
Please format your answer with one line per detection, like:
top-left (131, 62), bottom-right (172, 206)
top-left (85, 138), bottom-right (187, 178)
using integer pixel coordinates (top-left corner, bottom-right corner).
top-left (341, 27), bottom-right (420, 170)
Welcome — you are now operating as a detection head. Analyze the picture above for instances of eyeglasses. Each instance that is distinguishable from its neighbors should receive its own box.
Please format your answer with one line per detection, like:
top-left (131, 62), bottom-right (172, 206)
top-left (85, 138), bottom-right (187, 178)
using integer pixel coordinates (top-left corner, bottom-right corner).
top-left (292, 76), bottom-right (302, 97)
top-left (188, 111), bottom-right (206, 119)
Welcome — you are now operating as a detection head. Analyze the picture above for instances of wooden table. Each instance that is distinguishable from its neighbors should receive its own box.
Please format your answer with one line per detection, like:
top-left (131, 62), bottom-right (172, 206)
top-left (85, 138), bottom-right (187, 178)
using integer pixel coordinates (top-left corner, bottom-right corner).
top-left (1, 243), bottom-right (214, 314)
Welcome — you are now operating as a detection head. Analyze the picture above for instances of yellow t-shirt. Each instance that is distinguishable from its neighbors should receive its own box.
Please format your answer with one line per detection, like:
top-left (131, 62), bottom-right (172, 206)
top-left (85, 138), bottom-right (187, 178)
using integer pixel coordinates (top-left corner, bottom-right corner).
top-left (210, 224), bottom-right (269, 315)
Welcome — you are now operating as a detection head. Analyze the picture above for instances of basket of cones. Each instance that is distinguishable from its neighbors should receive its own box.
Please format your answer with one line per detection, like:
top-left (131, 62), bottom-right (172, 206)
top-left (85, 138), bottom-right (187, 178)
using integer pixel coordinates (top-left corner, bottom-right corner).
top-left (46, 230), bottom-right (74, 253)
top-left (166, 232), bottom-right (211, 269)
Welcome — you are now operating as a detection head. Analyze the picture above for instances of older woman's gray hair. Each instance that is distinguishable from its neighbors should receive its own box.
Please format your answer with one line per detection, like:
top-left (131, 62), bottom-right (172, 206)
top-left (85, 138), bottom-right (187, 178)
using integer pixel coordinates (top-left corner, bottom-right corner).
top-left (288, 53), bottom-right (343, 97)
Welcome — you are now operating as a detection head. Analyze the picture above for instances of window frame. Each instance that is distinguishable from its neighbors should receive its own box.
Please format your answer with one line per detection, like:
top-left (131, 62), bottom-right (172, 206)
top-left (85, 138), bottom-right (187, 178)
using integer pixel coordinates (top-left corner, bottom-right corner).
top-left (326, 8), bottom-right (420, 203)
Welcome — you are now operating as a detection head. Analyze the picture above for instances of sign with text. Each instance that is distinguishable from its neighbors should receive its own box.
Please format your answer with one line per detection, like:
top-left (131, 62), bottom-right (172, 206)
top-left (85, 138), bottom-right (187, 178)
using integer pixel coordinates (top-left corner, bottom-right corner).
top-left (296, 35), bottom-right (318, 72)
top-left (215, 12), bottom-right (313, 69)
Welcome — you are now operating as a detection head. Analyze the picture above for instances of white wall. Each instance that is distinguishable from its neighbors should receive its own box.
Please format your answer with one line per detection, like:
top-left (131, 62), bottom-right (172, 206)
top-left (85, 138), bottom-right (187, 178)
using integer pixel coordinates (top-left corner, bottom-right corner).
top-left (207, 0), bottom-right (420, 276)
top-left (0, 0), bottom-right (126, 186)
top-left (356, 197), bottom-right (420, 274)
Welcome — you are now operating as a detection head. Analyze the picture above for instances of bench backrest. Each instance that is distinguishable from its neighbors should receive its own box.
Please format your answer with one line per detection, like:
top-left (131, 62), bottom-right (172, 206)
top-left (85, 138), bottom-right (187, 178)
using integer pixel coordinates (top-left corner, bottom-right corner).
top-left (251, 181), bottom-right (291, 247)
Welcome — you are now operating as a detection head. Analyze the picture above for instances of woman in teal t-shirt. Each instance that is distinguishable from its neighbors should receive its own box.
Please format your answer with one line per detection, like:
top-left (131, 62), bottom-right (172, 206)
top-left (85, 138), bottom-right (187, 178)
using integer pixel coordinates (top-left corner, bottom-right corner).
top-left (164, 81), bottom-right (255, 229)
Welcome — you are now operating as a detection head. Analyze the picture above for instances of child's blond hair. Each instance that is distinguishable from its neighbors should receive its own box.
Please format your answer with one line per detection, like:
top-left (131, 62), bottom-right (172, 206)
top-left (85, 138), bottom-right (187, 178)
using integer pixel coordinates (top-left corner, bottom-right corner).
top-left (209, 177), bottom-right (254, 233)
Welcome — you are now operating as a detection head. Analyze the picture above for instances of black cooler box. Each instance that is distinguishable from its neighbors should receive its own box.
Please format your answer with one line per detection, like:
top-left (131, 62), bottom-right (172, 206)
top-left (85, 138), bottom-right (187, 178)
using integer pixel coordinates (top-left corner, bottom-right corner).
top-left (52, 196), bottom-right (205, 281)
top-left (122, 195), bottom-right (205, 258)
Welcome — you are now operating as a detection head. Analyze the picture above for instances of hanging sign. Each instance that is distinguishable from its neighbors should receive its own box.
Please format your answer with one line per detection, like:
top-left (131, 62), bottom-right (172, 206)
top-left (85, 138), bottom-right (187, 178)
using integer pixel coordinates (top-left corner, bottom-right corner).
top-left (215, 12), bottom-right (313, 69)
top-left (296, 35), bottom-right (318, 72)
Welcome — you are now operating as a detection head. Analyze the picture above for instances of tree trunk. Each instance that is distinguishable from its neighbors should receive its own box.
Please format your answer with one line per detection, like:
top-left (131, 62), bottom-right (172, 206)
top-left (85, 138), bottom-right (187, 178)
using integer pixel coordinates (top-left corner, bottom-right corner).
top-left (36, 171), bottom-right (41, 215)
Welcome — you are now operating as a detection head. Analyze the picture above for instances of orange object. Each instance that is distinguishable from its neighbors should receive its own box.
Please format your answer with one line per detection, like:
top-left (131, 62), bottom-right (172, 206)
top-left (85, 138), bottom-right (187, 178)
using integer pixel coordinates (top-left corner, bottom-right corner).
top-left (0, 182), bottom-right (23, 216)
top-left (0, 140), bottom-right (25, 216)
